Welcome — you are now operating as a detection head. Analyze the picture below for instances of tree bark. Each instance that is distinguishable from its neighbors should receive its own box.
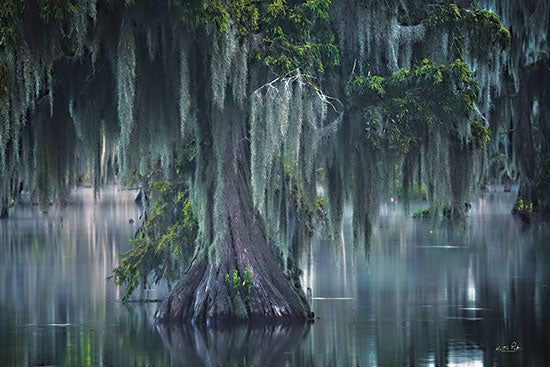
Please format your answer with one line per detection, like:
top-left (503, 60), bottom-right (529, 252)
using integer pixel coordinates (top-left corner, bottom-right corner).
top-left (0, 205), bottom-right (7, 219)
top-left (154, 107), bottom-right (311, 325)
top-left (514, 73), bottom-right (537, 207)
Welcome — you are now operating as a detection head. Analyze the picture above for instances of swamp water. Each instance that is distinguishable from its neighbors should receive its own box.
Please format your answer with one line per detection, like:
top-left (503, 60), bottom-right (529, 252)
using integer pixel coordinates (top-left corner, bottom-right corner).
top-left (1, 187), bottom-right (549, 366)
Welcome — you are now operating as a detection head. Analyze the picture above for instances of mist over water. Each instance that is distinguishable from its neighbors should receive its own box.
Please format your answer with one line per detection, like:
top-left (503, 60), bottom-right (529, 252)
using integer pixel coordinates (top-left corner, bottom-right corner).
top-left (1, 187), bottom-right (549, 366)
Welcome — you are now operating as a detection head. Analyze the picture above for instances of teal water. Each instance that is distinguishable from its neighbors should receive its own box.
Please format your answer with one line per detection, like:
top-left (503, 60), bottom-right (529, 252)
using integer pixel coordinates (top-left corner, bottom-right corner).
top-left (1, 187), bottom-right (549, 366)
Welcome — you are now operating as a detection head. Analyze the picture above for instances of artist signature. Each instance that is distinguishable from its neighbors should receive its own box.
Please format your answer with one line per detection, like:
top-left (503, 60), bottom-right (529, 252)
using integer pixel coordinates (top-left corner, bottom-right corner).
top-left (496, 341), bottom-right (521, 352)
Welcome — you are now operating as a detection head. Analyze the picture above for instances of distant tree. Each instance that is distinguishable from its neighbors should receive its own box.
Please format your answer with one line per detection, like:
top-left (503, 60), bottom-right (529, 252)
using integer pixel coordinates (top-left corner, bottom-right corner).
top-left (481, 1), bottom-right (550, 217)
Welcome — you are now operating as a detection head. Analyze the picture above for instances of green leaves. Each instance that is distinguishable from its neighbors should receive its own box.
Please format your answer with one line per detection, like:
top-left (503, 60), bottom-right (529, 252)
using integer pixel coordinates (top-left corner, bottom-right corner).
top-left (267, 0), bottom-right (286, 17)
top-left (414, 59), bottom-right (443, 84)
top-left (0, 0), bottom-right (24, 47)
top-left (347, 58), bottom-right (486, 153)
top-left (110, 166), bottom-right (198, 301)
top-left (368, 76), bottom-right (386, 96)
top-left (168, 0), bottom-right (338, 77)
top-left (471, 120), bottom-right (490, 149)
top-left (225, 267), bottom-right (254, 302)
top-left (173, 0), bottom-right (262, 36)
top-left (39, 0), bottom-right (79, 22)
top-left (422, 3), bottom-right (511, 60)
top-left (261, 0), bottom-right (339, 76)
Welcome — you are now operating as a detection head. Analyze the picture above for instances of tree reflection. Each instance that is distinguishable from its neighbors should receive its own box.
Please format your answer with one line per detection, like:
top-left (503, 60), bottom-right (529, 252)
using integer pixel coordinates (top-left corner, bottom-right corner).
top-left (156, 322), bottom-right (312, 366)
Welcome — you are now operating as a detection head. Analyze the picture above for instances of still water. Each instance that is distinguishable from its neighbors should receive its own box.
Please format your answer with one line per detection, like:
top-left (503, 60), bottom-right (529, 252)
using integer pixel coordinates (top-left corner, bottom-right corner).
top-left (1, 187), bottom-right (549, 366)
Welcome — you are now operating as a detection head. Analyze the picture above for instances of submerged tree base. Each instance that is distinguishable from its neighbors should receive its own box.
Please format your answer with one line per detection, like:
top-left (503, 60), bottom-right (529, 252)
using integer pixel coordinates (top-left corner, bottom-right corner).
top-left (154, 258), bottom-right (313, 326)
top-left (512, 197), bottom-right (538, 225)
top-left (154, 120), bottom-right (312, 325)
top-left (153, 197), bottom-right (313, 325)
top-left (154, 240), bottom-right (314, 325)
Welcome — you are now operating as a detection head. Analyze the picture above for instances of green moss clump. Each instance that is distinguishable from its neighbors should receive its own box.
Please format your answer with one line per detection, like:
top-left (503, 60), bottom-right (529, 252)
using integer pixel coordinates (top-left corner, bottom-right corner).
top-left (513, 197), bottom-right (536, 224)
top-left (413, 207), bottom-right (431, 219)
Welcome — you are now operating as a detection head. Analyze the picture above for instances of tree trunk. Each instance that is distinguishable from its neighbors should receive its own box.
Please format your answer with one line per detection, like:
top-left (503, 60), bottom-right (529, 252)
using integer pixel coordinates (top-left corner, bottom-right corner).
top-left (154, 106), bottom-right (311, 325)
top-left (0, 194), bottom-right (11, 218)
top-left (514, 74), bottom-right (536, 206)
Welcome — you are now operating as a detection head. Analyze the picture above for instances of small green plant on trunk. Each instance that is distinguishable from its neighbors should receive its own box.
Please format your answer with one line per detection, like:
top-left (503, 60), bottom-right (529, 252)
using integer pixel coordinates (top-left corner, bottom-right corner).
top-left (225, 267), bottom-right (254, 302)
top-left (513, 197), bottom-right (536, 224)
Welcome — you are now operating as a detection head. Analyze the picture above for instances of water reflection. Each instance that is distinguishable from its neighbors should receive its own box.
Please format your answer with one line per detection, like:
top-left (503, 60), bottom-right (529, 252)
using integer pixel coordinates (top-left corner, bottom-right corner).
top-left (1, 187), bottom-right (549, 366)
top-left (0, 187), bottom-right (171, 366)
top-left (304, 188), bottom-right (550, 366)
top-left (157, 323), bottom-right (312, 366)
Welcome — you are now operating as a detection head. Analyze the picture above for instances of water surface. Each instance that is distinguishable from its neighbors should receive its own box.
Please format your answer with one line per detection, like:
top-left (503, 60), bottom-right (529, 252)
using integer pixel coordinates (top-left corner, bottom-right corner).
top-left (1, 187), bottom-right (549, 366)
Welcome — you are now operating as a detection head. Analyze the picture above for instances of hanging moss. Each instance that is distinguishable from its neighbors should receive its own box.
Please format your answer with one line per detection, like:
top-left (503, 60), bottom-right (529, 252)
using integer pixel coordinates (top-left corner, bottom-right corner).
top-left (0, 0), bottom-right (530, 321)
top-left (476, 0), bottom-right (550, 214)
top-left (116, 19), bottom-right (136, 171)
top-left (325, 0), bottom-right (509, 233)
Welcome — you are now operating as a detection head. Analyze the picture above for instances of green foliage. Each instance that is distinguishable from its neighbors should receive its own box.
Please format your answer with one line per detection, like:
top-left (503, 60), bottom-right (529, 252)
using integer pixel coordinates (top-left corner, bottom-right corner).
top-left (225, 267), bottom-right (254, 302)
top-left (40, 0), bottom-right (79, 22)
top-left (422, 2), bottom-right (511, 60)
top-left (366, 75), bottom-right (386, 97)
top-left (471, 120), bottom-right (490, 149)
top-left (260, 0), bottom-right (339, 76)
top-left (514, 197), bottom-right (535, 224)
top-left (75, 173), bottom-right (89, 186)
top-left (0, 0), bottom-right (24, 47)
top-left (168, 0), bottom-right (338, 83)
top-left (413, 203), bottom-right (471, 219)
top-left (347, 58), bottom-right (483, 152)
top-left (516, 198), bottom-right (534, 214)
top-left (315, 195), bottom-right (326, 211)
top-left (172, 0), bottom-right (261, 36)
top-left (228, 0), bottom-right (261, 36)
top-left (412, 207), bottom-right (431, 219)
top-left (110, 167), bottom-right (198, 301)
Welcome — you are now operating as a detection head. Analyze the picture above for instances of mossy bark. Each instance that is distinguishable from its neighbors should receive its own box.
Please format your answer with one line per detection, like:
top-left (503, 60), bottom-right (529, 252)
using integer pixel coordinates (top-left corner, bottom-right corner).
top-left (154, 103), bottom-right (311, 325)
